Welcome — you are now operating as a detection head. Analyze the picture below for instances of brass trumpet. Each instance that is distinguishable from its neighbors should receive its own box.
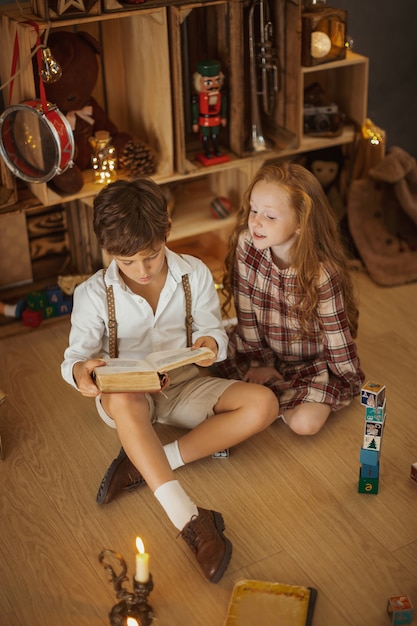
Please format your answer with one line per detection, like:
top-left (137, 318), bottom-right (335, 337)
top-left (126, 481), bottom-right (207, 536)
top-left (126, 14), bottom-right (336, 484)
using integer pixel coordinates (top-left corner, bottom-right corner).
top-left (248, 0), bottom-right (279, 152)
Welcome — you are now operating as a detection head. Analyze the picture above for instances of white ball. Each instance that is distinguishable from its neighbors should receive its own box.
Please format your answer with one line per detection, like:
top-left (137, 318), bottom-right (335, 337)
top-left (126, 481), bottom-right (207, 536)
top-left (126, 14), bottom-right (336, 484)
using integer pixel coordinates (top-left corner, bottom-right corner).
top-left (311, 31), bottom-right (332, 59)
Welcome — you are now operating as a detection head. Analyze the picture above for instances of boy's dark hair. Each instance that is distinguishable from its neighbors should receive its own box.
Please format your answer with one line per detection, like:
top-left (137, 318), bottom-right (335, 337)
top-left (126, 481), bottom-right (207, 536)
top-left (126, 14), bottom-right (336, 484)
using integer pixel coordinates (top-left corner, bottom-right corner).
top-left (93, 178), bottom-right (170, 256)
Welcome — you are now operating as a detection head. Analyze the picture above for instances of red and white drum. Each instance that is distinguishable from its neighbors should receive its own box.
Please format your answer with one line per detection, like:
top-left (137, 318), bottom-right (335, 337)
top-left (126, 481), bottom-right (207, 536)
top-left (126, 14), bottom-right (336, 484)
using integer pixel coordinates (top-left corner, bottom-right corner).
top-left (0, 99), bottom-right (75, 183)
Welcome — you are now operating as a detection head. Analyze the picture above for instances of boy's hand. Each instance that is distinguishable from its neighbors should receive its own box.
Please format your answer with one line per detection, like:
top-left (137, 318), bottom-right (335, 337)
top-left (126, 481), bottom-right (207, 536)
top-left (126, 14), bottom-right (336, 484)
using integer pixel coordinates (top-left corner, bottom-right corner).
top-left (192, 336), bottom-right (218, 367)
top-left (73, 359), bottom-right (106, 397)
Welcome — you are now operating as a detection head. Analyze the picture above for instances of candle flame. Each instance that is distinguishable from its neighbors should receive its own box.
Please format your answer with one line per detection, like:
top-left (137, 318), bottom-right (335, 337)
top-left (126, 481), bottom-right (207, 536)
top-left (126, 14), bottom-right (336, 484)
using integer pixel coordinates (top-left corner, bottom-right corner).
top-left (127, 619), bottom-right (138, 626)
top-left (136, 536), bottom-right (145, 554)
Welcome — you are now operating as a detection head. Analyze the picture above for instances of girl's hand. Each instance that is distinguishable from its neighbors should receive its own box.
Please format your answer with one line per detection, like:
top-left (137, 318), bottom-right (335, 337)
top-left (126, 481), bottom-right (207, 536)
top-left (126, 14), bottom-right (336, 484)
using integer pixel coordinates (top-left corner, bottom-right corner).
top-left (192, 336), bottom-right (218, 367)
top-left (73, 359), bottom-right (106, 397)
top-left (243, 366), bottom-right (283, 385)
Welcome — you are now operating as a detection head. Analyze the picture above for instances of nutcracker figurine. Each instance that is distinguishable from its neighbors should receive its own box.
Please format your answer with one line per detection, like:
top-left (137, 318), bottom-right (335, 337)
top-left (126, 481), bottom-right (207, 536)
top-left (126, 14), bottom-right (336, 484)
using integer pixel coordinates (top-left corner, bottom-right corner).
top-left (192, 59), bottom-right (230, 166)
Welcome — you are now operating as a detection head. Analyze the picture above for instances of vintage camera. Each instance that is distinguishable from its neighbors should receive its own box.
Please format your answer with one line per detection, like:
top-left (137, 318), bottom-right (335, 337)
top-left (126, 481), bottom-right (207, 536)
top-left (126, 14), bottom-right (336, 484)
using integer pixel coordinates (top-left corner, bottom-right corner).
top-left (303, 102), bottom-right (340, 134)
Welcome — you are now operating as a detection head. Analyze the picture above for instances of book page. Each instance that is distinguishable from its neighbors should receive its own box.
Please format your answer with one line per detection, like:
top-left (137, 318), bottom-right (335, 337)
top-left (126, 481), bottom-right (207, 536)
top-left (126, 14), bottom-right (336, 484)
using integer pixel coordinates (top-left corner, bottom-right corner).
top-left (146, 347), bottom-right (214, 372)
top-left (97, 359), bottom-right (155, 373)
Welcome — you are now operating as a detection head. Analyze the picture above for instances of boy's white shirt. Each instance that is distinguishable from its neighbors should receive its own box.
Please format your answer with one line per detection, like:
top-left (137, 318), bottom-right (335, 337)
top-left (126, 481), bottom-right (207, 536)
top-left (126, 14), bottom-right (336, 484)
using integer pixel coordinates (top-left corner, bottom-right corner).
top-left (61, 248), bottom-right (228, 389)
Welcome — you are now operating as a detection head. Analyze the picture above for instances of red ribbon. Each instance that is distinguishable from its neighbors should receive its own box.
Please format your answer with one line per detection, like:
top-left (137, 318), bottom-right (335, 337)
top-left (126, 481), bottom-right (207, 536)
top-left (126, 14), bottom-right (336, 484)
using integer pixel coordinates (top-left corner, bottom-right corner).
top-left (9, 20), bottom-right (48, 114)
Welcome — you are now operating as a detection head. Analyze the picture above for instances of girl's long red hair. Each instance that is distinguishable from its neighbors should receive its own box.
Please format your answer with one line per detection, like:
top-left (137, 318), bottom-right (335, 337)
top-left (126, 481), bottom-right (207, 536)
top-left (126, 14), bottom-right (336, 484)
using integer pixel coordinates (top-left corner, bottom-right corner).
top-left (222, 161), bottom-right (359, 338)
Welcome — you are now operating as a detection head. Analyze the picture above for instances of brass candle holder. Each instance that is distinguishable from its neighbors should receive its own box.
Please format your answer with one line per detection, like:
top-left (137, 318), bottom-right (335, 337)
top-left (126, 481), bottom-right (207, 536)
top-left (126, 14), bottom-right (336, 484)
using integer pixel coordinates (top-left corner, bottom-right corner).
top-left (99, 549), bottom-right (154, 626)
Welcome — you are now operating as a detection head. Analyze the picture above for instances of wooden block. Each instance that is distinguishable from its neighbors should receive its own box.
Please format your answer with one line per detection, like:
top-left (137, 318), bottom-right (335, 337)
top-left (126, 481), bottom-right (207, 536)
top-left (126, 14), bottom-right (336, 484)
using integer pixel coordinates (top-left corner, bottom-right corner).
top-left (22, 308), bottom-right (43, 328)
top-left (57, 299), bottom-right (73, 316)
top-left (363, 434), bottom-right (383, 451)
top-left (46, 284), bottom-right (64, 307)
top-left (359, 447), bottom-right (379, 466)
top-left (365, 400), bottom-right (386, 423)
top-left (27, 291), bottom-right (47, 311)
top-left (42, 304), bottom-right (58, 320)
top-left (358, 472), bottom-right (379, 495)
top-left (387, 595), bottom-right (414, 625)
top-left (360, 463), bottom-right (379, 479)
top-left (361, 381), bottom-right (386, 408)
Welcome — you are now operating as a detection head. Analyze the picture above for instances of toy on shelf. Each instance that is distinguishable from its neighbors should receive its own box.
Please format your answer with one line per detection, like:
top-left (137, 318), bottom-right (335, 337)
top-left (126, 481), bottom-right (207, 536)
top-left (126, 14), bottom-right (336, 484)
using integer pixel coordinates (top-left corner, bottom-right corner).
top-left (0, 284), bottom-right (72, 329)
top-left (209, 196), bottom-right (234, 220)
top-left (304, 146), bottom-right (346, 220)
top-left (358, 381), bottom-right (386, 495)
top-left (41, 31), bottom-right (157, 195)
top-left (191, 60), bottom-right (230, 166)
top-left (387, 595), bottom-right (414, 625)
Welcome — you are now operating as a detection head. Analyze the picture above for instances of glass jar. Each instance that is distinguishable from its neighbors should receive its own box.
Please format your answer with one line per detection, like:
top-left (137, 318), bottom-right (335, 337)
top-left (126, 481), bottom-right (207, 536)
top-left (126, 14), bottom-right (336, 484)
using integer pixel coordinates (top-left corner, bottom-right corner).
top-left (89, 130), bottom-right (117, 184)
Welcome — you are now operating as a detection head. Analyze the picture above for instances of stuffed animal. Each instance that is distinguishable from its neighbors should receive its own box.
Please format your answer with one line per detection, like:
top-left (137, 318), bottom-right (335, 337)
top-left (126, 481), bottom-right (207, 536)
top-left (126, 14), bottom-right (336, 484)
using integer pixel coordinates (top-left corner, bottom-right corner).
top-left (305, 146), bottom-right (346, 220)
top-left (41, 31), bottom-right (157, 194)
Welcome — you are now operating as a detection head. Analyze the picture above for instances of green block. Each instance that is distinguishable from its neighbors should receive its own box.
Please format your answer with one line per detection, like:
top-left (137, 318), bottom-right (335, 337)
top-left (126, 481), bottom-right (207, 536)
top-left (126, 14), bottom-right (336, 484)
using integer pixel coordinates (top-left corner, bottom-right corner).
top-left (42, 304), bottom-right (57, 319)
top-left (358, 474), bottom-right (379, 494)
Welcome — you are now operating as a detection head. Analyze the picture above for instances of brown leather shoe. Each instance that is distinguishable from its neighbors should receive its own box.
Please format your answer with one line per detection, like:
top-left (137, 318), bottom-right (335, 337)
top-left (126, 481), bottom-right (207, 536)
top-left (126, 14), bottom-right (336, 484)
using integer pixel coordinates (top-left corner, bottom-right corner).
top-left (96, 448), bottom-right (145, 505)
top-left (179, 507), bottom-right (232, 583)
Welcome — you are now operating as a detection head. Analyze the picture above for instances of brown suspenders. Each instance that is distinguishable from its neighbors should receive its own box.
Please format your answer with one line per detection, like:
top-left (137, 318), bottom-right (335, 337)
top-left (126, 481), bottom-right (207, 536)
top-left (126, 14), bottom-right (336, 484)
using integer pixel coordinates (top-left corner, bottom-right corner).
top-left (103, 269), bottom-right (193, 359)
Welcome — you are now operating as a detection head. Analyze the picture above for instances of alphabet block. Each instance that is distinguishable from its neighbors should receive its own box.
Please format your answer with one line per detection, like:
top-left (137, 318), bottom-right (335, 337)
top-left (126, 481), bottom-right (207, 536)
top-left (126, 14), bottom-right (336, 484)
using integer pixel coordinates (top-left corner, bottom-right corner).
top-left (46, 284), bottom-right (64, 306)
top-left (26, 290), bottom-right (47, 311)
top-left (387, 595), bottom-right (414, 625)
top-left (358, 472), bottom-right (379, 494)
top-left (361, 381), bottom-right (386, 408)
top-left (22, 308), bottom-right (43, 328)
top-left (366, 400), bottom-right (386, 423)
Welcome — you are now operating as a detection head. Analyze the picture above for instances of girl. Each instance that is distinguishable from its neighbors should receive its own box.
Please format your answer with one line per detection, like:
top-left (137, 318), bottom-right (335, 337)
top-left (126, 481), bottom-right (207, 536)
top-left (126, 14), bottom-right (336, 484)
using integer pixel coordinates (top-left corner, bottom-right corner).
top-left (218, 162), bottom-right (365, 435)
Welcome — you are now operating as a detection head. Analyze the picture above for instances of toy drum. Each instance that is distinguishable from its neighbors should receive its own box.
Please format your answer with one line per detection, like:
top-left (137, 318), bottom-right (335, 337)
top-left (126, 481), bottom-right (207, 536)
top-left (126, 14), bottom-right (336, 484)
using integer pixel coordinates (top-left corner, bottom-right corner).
top-left (0, 99), bottom-right (75, 183)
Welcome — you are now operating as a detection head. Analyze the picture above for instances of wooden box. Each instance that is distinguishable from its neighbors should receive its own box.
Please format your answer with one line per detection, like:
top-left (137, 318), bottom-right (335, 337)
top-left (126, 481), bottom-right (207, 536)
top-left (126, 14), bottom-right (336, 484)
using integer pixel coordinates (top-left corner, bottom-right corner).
top-left (168, 0), bottom-right (245, 174)
top-left (0, 159), bottom-right (18, 210)
top-left (300, 51), bottom-right (368, 145)
top-left (0, 211), bottom-right (33, 289)
top-left (0, 6), bottom-right (174, 205)
top-left (301, 6), bottom-right (347, 67)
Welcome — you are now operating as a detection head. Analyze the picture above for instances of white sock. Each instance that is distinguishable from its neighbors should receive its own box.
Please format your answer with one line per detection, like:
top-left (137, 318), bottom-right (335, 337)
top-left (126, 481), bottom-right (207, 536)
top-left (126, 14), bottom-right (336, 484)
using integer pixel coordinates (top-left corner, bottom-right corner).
top-left (154, 480), bottom-right (198, 530)
top-left (163, 440), bottom-right (184, 470)
top-left (3, 304), bottom-right (17, 318)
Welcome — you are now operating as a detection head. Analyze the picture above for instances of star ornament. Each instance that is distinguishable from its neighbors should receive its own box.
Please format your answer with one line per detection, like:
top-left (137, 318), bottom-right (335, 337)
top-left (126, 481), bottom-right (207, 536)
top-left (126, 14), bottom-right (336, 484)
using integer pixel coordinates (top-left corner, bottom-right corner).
top-left (49, 0), bottom-right (97, 16)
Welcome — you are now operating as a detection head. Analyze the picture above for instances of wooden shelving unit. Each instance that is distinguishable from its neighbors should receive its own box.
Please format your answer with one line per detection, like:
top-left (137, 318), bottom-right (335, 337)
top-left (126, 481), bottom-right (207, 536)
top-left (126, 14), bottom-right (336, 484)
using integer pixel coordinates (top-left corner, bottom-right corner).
top-left (0, 0), bottom-right (369, 294)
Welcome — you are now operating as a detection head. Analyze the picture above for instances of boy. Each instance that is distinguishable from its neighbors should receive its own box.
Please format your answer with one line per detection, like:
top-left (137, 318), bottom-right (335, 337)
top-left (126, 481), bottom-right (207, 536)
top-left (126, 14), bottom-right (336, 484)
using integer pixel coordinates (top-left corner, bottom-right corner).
top-left (61, 179), bottom-right (278, 584)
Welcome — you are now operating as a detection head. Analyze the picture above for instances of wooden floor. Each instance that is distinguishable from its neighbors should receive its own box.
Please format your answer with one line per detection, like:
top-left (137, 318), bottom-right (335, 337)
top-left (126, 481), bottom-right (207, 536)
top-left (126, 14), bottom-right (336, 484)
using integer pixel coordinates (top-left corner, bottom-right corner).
top-left (0, 269), bottom-right (417, 626)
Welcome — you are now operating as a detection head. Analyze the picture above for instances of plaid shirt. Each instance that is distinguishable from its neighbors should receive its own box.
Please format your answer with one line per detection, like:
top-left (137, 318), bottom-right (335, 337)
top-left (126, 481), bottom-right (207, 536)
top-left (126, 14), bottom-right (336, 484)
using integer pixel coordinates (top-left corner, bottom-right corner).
top-left (218, 231), bottom-right (365, 411)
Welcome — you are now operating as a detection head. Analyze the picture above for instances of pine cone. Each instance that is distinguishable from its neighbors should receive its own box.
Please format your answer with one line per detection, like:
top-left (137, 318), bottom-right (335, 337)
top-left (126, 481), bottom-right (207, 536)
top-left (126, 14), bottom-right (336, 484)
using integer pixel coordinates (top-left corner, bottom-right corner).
top-left (119, 139), bottom-right (158, 178)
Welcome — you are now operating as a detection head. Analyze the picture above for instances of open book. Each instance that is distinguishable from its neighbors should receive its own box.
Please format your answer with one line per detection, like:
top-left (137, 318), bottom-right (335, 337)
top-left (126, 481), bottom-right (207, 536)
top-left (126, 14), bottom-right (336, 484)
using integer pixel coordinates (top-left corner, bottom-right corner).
top-left (224, 580), bottom-right (317, 626)
top-left (93, 347), bottom-right (215, 393)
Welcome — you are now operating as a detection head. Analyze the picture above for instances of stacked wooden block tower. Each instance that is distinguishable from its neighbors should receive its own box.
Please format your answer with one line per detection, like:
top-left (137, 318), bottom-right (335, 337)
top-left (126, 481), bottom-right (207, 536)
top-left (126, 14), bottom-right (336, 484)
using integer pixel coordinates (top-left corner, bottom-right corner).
top-left (358, 381), bottom-right (386, 495)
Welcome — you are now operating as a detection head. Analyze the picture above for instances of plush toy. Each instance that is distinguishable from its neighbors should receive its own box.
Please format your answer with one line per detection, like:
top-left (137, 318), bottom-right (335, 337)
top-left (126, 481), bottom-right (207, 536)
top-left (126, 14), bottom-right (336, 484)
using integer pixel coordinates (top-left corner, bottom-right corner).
top-left (40, 31), bottom-right (157, 194)
top-left (305, 146), bottom-right (346, 220)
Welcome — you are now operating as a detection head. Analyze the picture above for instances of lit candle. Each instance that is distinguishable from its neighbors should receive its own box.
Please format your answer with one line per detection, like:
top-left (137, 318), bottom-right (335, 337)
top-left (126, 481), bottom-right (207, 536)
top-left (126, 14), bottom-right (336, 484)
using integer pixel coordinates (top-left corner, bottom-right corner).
top-left (135, 536), bottom-right (150, 583)
top-left (127, 619), bottom-right (138, 626)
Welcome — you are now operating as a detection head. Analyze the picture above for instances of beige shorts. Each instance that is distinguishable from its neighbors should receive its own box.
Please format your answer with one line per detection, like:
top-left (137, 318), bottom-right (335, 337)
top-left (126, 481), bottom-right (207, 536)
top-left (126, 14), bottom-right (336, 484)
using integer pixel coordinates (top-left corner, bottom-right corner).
top-left (96, 364), bottom-right (237, 430)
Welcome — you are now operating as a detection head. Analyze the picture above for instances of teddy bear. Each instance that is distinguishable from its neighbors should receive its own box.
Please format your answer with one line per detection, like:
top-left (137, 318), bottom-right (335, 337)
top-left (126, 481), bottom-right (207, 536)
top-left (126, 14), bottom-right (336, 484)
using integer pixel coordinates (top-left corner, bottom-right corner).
top-left (40, 30), bottom-right (157, 194)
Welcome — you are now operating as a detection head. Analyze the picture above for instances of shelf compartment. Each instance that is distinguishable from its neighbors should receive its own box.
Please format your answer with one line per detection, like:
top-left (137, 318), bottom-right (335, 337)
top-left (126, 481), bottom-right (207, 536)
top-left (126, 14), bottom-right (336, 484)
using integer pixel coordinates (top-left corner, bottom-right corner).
top-left (169, 0), bottom-right (245, 175)
top-left (167, 170), bottom-right (249, 241)
top-left (0, 5), bottom-right (174, 205)
top-left (300, 51), bottom-right (369, 141)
